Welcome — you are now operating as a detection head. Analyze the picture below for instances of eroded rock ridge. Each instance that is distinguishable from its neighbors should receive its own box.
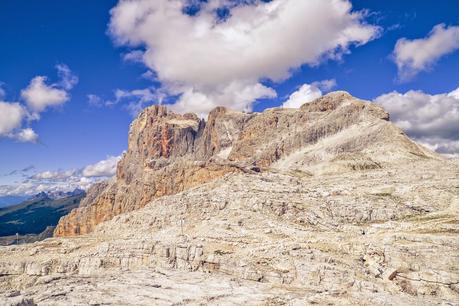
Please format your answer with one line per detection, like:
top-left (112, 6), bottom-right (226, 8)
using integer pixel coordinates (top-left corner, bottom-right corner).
top-left (54, 92), bottom-right (433, 237)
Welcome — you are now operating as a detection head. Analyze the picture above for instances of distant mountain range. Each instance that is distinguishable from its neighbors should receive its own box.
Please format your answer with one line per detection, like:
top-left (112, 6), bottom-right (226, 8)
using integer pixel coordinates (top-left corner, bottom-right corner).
top-left (0, 189), bottom-right (85, 238)
top-left (29, 188), bottom-right (85, 201)
top-left (0, 189), bottom-right (85, 210)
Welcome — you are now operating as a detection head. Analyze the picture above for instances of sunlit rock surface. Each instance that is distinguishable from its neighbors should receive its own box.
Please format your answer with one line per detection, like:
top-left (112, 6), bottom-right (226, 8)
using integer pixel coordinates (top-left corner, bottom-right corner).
top-left (1, 92), bottom-right (458, 305)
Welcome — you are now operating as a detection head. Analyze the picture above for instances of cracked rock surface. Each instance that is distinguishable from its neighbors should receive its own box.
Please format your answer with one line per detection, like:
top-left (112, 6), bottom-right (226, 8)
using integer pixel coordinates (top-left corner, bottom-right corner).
top-left (1, 159), bottom-right (458, 305)
top-left (54, 91), bottom-right (435, 237)
top-left (1, 92), bottom-right (458, 305)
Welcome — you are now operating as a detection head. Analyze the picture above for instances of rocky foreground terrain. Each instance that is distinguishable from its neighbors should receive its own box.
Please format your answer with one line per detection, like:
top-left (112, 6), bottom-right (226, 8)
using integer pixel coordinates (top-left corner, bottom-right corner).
top-left (0, 92), bottom-right (458, 305)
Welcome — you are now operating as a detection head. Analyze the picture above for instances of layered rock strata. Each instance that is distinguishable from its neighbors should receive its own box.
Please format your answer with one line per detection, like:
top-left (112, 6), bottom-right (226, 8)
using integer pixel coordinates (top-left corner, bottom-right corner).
top-left (1, 159), bottom-right (458, 305)
top-left (54, 92), bottom-right (434, 236)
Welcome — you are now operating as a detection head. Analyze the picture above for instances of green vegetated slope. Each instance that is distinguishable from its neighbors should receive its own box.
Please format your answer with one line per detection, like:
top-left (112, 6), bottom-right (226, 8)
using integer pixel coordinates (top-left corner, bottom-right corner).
top-left (0, 194), bottom-right (84, 236)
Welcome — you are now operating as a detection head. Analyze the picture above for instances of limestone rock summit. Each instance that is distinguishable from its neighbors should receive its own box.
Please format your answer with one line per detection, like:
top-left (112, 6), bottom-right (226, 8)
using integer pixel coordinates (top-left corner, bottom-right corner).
top-left (54, 91), bottom-right (434, 237)
top-left (1, 92), bottom-right (458, 305)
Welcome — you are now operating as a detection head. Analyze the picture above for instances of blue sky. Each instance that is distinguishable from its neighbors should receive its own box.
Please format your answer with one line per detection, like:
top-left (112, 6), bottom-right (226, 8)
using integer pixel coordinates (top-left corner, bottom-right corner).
top-left (0, 0), bottom-right (458, 195)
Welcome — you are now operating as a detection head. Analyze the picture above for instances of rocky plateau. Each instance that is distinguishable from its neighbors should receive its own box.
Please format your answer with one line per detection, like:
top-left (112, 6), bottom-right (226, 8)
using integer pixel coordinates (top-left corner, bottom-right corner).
top-left (0, 92), bottom-right (458, 305)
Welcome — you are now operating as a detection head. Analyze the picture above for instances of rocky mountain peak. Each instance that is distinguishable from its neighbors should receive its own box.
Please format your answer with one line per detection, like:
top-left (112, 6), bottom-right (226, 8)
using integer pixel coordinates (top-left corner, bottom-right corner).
top-left (30, 192), bottom-right (50, 201)
top-left (300, 91), bottom-right (389, 120)
top-left (54, 92), bottom-right (436, 237)
top-left (29, 189), bottom-right (84, 202)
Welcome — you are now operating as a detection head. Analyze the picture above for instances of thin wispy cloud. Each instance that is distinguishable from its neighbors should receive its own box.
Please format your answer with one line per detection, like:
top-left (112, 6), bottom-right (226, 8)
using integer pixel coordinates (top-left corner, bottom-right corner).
top-left (0, 82), bottom-right (5, 100)
top-left (2, 166), bottom-right (35, 177)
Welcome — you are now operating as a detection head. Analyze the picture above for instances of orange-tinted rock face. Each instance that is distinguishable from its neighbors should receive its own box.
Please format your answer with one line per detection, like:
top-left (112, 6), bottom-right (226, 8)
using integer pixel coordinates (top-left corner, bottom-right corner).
top-left (54, 92), bottom-right (430, 237)
top-left (55, 105), bottom-right (246, 237)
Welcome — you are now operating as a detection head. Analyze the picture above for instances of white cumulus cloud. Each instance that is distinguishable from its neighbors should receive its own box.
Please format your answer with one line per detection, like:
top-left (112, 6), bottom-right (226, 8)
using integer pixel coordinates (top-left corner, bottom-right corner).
top-left (109, 0), bottom-right (379, 115)
top-left (0, 101), bottom-right (39, 143)
top-left (21, 76), bottom-right (69, 113)
top-left (0, 65), bottom-right (77, 143)
top-left (16, 128), bottom-right (39, 143)
top-left (282, 83), bottom-right (323, 109)
top-left (21, 64), bottom-right (78, 114)
top-left (0, 101), bottom-right (25, 136)
top-left (172, 81), bottom-right (277, 117)
top-left (393, 24), bottom-right (459, 80)
top-left (374, 87), bottom-right (459, 156)
top-left (82, 155), bottom-right (121, 178)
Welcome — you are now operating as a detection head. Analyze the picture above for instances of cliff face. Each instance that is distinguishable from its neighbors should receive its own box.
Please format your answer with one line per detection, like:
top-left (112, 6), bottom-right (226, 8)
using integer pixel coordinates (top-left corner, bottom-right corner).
top-left (54, 91), bottom-right (435, 237)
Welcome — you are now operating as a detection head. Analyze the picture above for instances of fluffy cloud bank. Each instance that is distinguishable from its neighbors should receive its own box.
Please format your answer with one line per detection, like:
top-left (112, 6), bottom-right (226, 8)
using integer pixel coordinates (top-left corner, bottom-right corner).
top-left (0, 155), bottom-right (121, 196)
top-left (375, 87), bottom-right (459, 156)
top-left (109, 0), bottom-right (379, 115)
top-left (0, 64), bottom-right (77, 142)
top-left (393, 24), bottom-right (459, 80)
